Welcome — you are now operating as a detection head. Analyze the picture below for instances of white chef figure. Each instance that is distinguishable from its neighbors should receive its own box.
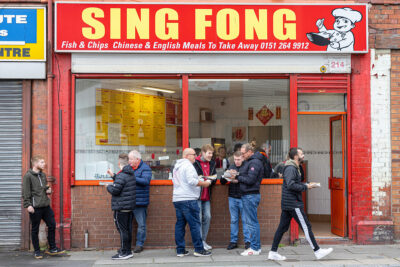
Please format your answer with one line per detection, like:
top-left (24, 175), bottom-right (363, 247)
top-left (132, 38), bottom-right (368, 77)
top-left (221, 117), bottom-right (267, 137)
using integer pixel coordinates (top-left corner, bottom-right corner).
top-left (311, 7), bottom-right (362, 52)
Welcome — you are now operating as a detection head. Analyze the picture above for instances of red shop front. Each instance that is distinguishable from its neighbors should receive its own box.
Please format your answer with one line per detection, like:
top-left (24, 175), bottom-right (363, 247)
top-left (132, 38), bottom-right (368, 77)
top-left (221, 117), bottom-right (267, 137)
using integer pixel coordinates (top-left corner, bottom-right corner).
top-left (50, 2), bottom-right (374, 249)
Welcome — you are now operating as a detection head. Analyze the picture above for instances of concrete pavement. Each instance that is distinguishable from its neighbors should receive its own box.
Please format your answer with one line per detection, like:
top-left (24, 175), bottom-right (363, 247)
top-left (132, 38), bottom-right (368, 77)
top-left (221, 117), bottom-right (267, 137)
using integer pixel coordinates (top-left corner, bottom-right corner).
top-left (1, 244), bottom-right (400, 267)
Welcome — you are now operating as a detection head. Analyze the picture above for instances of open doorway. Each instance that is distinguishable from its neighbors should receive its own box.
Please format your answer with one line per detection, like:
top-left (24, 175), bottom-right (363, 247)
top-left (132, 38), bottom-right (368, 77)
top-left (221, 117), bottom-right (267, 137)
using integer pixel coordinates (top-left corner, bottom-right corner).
top-left (298, 114), bottom-right (347, 238)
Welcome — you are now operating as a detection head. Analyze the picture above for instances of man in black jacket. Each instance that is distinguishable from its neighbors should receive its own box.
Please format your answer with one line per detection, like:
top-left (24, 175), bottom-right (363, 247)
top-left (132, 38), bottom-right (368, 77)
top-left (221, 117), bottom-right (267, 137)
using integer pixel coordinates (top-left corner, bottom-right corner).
top-left (105, 153), bottom-right (136, 260)
top-left (237, 143), bottom-right (264, 256)
top-left (268, 148), bottom-right (333, 261)
top-left (220, 151), bottom-right (250, 250)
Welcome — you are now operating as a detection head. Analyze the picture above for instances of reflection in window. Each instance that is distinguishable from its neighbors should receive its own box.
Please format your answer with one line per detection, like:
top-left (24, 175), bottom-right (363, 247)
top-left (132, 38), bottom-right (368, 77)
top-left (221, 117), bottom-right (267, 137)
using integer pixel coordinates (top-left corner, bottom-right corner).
top-left (188, 79), bottom-right (290, 174)
top-left (298, 94), bottom-right (346, 112)
top-left (75, 79), bottom-right (182, 180)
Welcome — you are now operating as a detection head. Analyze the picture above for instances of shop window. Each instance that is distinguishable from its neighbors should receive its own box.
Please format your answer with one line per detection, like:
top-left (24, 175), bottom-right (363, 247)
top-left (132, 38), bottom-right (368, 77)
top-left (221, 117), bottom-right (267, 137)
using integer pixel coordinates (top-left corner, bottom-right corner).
top-left (298, 93), bottom-right (346, 112)
top-left (75, 79), bottom-right (182, 181)
top-left (188, 79), bottom-right (290, 175)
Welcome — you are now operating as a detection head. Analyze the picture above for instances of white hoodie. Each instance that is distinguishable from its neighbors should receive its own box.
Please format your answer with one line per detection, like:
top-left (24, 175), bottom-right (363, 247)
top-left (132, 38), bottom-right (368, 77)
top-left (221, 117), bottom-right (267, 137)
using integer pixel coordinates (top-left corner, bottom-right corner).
top-left (172, 158), bottom-right (201, 202)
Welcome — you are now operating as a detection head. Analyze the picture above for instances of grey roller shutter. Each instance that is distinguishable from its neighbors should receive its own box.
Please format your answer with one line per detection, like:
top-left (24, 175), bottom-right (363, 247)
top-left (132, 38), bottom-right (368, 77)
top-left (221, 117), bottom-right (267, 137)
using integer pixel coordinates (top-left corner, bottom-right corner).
top-left (0, 81), bottom-right (22, 249)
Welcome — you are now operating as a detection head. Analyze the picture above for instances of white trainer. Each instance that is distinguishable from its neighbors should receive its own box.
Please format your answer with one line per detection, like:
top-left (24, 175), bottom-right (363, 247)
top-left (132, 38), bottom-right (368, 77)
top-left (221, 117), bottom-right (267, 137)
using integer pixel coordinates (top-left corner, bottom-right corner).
top-left (241, 248), bottom-right (261, 256)
top-left (203, 241), bottom-right (212, 250)
top-left (268, 251), bottom-right (287, 261)
top-left (314, 247), bottom-right (333, 260)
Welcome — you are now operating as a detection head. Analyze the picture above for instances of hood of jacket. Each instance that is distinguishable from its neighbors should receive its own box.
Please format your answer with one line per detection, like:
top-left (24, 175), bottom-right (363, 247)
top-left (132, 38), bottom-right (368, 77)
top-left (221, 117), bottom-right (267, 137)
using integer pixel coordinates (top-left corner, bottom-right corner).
top-left (285, 159), bottom-right (301, 175)
top-left (28, 169), bottom-right (41, 176)
top-left (121, 164), bottom-right (135, 176)
top-left (175, 158), bottom-right (191, 170)
top-left (249, 151), bottom-right (265, 162)
top-left (195, 155), bottom-right (208, 164)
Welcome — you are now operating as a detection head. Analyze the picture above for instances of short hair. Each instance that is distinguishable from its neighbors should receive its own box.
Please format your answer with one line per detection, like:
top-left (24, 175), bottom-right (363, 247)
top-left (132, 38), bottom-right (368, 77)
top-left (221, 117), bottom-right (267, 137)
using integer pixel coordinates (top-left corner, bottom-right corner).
top-left (201, 144), bottom-right (214, 153)
top-left (129, 150), bottom-right (141, 160)
top-left (233, 151), bottom-right (242, 157)
top-left (194, 148), bottom-right (201, 156)
top-left (288, 147), bottom-right (301, 160)
top-left (31, 155), bottom-right (44, 166)
top-left (118, 153), bottom-right (129, 167)
top-left (241, 143), bottom-right (255, 153)
top-left (233, 143), bottom-right (242, 152)
top-left (218, 146), bottom-right (226, 152)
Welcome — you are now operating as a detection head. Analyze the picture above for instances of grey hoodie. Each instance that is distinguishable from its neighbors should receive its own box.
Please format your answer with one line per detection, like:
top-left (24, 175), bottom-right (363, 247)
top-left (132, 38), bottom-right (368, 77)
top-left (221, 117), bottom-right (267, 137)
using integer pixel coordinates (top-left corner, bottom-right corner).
top-left (172, 158), bottom-right (201, 202)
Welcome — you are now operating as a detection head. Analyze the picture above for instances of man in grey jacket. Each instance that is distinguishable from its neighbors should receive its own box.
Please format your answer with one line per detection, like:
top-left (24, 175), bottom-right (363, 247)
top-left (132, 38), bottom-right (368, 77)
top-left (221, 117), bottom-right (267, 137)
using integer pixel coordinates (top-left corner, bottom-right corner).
top-left (172, 148), bottom-right (212, 257)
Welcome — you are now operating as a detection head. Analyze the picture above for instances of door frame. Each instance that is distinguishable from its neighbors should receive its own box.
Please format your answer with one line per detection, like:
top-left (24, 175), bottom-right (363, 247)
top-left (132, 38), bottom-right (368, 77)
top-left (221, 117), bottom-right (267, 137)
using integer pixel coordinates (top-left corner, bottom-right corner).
top-left (290, 74), bottom-right (352, 241)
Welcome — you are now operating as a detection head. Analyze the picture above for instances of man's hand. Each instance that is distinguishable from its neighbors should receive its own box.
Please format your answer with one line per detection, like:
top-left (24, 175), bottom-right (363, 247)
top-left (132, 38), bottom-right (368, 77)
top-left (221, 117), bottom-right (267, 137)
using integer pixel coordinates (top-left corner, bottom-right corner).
top-left (27, 206), bottom-right (34, 213)
top-left (231, 178), bottom-right (239, 184)
top-left (46, 187), bottom-right (52, 194)
top-left (107, 168), bottom-right (114, 177)
top-left (200, 180), bottom-right (211, 188)
top-left (307, 182), bottom-right (318, 189)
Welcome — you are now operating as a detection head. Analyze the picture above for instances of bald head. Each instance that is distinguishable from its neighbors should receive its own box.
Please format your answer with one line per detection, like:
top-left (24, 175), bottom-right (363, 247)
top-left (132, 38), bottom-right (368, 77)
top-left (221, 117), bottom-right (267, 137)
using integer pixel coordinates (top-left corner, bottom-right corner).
top-left (183, 148), bottom-right (196, 163)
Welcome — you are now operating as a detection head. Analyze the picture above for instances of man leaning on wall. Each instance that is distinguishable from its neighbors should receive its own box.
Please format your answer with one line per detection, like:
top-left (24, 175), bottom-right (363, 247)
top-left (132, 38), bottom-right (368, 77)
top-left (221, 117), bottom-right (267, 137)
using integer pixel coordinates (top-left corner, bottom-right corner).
top-left (22, 155), bottom-right (65, 259)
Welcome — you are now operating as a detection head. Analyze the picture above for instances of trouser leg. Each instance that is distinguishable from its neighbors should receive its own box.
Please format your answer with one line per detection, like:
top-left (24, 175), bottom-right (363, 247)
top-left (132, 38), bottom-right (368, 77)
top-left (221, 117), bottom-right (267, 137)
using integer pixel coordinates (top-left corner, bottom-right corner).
top-left (42, 206), bottom-right (57, 249)
top-left (293, 208), bottom-right (320, 251)
top-left (185, 200), bottom-right (204, 253)
top-left (271, 210), bottom-right (293, 252)
top-left (173, 202), bottom-right (187, 254)
top-left (29, 208), bottom-right (44, 252)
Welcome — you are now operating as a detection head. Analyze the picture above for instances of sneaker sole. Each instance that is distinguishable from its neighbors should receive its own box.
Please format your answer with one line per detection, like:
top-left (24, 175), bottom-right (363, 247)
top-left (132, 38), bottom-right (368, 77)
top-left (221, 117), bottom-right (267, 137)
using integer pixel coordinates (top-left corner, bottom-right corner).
top-left (268, 256), bottom-right (286, 261)
top-left (34, 256), bottom-right (43, 259)
top-left (193, 252), bottom-right (212, 257)
top-left (316, 249), bottom-right (333, 260)
top-left (45, 250), bottom-right (66, 255)
top-left (112, 254), bottom-right (133, 260)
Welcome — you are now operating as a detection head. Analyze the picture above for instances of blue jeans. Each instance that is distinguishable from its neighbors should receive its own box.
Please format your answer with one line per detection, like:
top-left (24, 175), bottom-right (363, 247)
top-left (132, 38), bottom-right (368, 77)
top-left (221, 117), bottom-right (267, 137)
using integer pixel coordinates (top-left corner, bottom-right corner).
top-left (133, 206), bottom-right (147, 246)
top-left (242, 194), bottom-right (261, 251)
top-left (228, 197), bottom-right (251, 244)
top-left (197, 200), bottom-right (211, 242)
top-left (173, 200), bottom-right (204, 254)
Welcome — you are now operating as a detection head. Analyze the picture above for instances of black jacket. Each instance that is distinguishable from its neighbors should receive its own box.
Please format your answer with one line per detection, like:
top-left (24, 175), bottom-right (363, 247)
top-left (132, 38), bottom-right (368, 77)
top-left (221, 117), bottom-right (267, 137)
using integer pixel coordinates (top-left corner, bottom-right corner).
top-left (193, 157), bottom-right (217, 200)
top-left (281, 160), bottom-right (307, 210)
top-left (237, 152), bottom-right (265, 195)
top-left (107, 165), bottom-right (136, 211)
top-left (260, 152), bottom-right (273, 178)
top-left (220, 163), bottom-right (242, 199)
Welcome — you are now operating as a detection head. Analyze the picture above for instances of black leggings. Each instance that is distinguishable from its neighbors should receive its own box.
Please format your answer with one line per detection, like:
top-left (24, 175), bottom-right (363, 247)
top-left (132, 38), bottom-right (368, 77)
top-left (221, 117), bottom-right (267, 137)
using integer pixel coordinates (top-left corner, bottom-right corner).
top-left (271, 207), bottom-right (320, 252)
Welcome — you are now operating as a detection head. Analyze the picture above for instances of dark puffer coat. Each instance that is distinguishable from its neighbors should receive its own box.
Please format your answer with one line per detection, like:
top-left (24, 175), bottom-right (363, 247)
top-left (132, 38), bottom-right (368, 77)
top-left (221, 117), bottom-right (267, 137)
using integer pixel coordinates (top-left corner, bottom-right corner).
top-left (237, 152), bottom-right (265, 195)
top-left (134, 160), bottom-right (152, 207)
top-left (281, 160), bottom-right (307, 210)
top-left (107, 165), bottom-right (136, 211)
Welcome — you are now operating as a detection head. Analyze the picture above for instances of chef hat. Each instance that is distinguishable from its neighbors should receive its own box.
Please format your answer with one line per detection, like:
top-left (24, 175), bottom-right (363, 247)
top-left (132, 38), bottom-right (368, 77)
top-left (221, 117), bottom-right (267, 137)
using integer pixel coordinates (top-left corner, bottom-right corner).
top-left (332, 7), bottom-right (362, 24)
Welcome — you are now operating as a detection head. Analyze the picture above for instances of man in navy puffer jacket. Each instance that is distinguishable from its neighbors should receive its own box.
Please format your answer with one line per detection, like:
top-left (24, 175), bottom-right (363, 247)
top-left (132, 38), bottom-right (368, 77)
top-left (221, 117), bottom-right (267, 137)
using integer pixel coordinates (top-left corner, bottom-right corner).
top-left (106, 153), bottom-right (136, 260)
top-left (129, 150), bottom-right (152, 253)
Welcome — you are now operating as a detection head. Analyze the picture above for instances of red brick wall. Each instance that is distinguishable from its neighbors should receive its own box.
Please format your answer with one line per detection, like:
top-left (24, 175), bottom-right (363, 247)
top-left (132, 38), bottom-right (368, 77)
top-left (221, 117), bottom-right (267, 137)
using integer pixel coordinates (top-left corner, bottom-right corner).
top-left (391, 50), bottom-right (400, 239)
top-left (71, 184), bottom-right (285, 249)
top-left (31, 80), bottom-right (48, 171)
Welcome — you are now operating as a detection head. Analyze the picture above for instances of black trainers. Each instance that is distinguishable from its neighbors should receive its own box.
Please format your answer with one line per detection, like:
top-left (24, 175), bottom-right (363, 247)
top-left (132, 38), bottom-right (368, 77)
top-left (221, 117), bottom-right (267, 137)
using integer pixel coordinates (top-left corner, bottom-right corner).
top-left (133, 246), bottom-right (143, 253)
top-left (45, 247), bottom-right (66, 255)
top-left (34, 251), bottom-right (43, 259)
top-left (245, 242), bottom-right (251, 249)
top-left (177, 250), bottom-right (189, 257)
top-left (194, 250), bottom-right (212, 257)
top-left (227, 242), bottom-right (238, 250)
top-left (111, 252), bottom-right (133, 260)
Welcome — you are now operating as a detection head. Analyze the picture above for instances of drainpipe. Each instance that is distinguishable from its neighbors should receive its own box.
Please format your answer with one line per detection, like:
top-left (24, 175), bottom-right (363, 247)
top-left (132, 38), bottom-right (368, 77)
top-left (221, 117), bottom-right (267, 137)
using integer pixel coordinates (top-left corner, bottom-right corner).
top-left (47, 0), bottom-right (53, 182)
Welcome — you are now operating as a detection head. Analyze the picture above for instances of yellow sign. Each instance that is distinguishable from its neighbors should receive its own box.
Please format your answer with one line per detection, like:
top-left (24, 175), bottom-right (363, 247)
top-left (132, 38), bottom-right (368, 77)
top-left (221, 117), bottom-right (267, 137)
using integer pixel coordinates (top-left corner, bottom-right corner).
top-left (96, 89), bottom-right (166, 146)
top-left (0, 7), bottom-right (46, 61)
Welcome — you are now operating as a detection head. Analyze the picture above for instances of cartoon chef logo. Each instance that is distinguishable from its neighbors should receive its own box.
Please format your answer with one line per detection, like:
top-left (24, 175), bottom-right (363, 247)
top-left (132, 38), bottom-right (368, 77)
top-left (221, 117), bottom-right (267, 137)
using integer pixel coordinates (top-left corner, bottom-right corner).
top-left (307, 7), bottom-right (363, 52)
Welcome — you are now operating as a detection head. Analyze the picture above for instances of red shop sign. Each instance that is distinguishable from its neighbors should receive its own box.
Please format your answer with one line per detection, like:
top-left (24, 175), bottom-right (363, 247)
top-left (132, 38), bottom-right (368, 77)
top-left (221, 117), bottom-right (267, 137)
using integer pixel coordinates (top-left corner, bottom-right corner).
top-left (55, 3), bottom-right (367, 53)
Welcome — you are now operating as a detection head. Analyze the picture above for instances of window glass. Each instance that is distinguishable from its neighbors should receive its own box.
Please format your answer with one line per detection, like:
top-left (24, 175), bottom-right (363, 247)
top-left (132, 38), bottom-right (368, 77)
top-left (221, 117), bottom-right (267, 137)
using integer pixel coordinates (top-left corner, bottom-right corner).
top-left (298, 93), bottom-right (346, 112)
top-left (188, 79), bottom-right (290, 174)
top-left (75, 79), bottom-right (182, 180)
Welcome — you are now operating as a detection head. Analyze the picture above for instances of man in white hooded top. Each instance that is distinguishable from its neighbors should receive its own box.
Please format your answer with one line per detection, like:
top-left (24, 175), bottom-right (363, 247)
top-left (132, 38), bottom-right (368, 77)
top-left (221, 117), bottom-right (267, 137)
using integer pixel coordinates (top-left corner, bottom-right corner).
top-left (172, 148), bottom-right (212, 257)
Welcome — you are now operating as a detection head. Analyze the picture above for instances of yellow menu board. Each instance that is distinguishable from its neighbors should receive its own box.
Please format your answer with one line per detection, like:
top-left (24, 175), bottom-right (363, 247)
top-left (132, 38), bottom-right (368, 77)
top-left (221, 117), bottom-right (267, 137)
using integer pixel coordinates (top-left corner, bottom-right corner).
top-left (96, 89), bottom-right (166, 146)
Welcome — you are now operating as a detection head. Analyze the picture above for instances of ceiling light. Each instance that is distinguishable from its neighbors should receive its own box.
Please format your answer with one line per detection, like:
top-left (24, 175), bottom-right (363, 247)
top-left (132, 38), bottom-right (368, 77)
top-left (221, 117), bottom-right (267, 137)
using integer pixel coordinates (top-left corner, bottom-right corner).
top-left (142, 87), bottom-right (175, 94)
